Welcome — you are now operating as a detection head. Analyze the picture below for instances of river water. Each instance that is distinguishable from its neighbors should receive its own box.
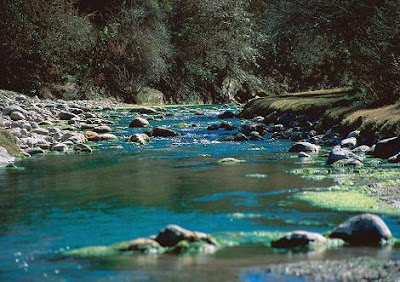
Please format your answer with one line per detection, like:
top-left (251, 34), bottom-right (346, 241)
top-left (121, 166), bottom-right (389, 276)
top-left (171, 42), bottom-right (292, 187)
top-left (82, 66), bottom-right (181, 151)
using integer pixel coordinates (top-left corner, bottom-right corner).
top-left (1, 105), bottom-right (399, 281)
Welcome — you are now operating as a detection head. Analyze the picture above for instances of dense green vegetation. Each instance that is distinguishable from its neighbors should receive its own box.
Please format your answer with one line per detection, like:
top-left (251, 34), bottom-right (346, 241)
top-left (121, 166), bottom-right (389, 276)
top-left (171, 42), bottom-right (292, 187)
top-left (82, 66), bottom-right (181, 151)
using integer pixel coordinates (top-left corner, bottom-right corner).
top-left (0, 0), bottom-right (399, 104)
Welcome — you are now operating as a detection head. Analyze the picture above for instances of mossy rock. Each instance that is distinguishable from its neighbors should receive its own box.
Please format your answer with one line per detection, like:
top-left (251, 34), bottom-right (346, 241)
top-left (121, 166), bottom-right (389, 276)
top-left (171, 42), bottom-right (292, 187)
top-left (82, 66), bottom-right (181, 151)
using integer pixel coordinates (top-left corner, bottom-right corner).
top-left (136, 87), bottom-right (164, 106)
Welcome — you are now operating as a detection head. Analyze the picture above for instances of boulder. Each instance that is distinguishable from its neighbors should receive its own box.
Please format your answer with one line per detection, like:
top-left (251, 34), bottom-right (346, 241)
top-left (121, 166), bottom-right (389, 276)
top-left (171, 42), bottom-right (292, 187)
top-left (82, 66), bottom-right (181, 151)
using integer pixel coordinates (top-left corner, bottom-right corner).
top-left (327, 146), bottom-right (363, 165)
top-left (24, 147), bottom-right (44, 155)
top-left (73, 144), bottom-right (92, 153)
top-left (341, 137), bottom-right (357, 149)
top-left (3, 105), bottom-right (24, 116)
top-left (0, 146), bottom-right (15, 166)
top-left (352, 145), bottom-right (371, 154)
top-left (289, 142), bottom-right (320, 153)
top-left (152, 126), bottom-right (179, 137)
top-left (93, 126), bottom-right (112, 134)
top-left (233, 132), bottom-right (248, 141)
top-left (51, 143), bottom-right (69, 153)
top-left (130, 107), bottom-right (159, 115)
top-left (10, 111), bottom-right (25, 121)
top-left (249, 131), bottom-right (264, 141)
top-left (330, 214), bottom-right (392, 246)
top-left (271, 230), bottom-right (327, 248)
top-left (118, 238), bottom-right (163, 253)
top-left (347, 130), bottom-right (361, 139)
top-left (129, 117), bottom-right (150, 128)
top-left (129, 133), bottom-right (150, 145)
top-left (218, 157), bottom-right (242, 163)
top-left (388, 152), bottom-right (400, 163)
top-left (155, 225), bottom-right (216, 247)
top-left (299, 152), bottom-right (311, 158)
top-left (85, 131), bottom-right (101, 141)
top-left (207, 124), bottom-right (220, 131)
top-left (372, 136), bottom-right (400, 159)
top-left (99, 133), bottom-right (118, 141)
top-left (58, 111), bottom-right (79, 120)
top-left (220, 121), bottom-right (236, 131)
top-left (218, 111), bottom-right (235, 119)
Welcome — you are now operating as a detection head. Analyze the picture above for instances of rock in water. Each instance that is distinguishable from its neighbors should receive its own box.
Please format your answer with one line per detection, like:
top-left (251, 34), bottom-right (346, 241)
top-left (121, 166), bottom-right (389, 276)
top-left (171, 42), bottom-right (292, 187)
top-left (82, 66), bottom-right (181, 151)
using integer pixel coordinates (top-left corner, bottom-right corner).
top-left (0, 146), bottom-right (15, 166)
top-left (271, 230), bottom-right (327, 248)
top-left (218, 157), bottom-right (242, 163)
top-left (341, 137), bottom-right (357, 149)
top-left (129, 117), bottom-right (150, 128)
top-left (129, 133), bottom-right (150, 144)
top-left (289, 142), bottom-right (320, 153)
top-left (152, 126), bottom-right (178, 137)
top-left (329, 214), bottom-right (392, 246)
top-left (155, 225), bottom-right (216, 247)
top-left (372, 136), bottom-right (400, 159)
top-left (326, 146), bottom-right (363, 165)
top-left (59, 111), bottom-right (79, 120)
top-left (51, 143), bottom-right (69, 153)
top-left (218, 111), bottom-right (235, 119)
top-left (118, 238), bottom-right (163, 254)
top-left (73, 144), bottom-right (92, 153)
top-left (93, 126), bottom-right (112, 134)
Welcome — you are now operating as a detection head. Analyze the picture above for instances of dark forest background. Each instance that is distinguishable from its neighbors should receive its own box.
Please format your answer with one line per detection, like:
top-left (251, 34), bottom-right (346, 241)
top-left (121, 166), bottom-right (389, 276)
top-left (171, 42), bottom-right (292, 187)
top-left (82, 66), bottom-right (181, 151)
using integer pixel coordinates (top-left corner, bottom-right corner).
top-left (0, 0), bottom-right (399, 104)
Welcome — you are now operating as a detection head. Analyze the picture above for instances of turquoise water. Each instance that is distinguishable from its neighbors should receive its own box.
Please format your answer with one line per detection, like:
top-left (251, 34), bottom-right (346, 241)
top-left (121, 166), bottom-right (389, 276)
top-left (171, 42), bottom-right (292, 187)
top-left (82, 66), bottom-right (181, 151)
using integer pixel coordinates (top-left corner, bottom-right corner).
top-left (1, 106), bottom-right (399, 281)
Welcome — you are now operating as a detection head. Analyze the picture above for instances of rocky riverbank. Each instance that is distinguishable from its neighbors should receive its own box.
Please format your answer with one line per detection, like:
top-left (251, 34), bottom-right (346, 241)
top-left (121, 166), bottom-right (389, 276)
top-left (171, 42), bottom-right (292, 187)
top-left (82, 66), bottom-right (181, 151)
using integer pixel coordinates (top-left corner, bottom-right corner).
top-left (0, 90), bottom-right (123, 166)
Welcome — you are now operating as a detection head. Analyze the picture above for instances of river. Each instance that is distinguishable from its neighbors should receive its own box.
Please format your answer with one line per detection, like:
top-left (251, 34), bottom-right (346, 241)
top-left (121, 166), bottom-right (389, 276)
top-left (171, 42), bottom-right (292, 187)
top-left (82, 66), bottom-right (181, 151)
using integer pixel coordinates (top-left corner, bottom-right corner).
top-left (1, 105), bottom-right (399, 281)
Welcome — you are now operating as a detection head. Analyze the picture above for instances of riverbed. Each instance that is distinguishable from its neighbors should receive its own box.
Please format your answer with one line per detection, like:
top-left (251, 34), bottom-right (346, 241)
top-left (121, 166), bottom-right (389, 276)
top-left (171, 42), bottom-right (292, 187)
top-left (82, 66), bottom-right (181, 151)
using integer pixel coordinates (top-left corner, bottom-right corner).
top-left (1, 105), bottom-right (400, 281)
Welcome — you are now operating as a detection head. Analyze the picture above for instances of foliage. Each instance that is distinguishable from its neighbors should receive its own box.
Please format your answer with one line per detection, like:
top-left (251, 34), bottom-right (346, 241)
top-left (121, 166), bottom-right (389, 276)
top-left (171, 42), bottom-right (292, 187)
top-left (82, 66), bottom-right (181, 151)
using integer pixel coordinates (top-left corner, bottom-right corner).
top-left (0, 0), bottom-right (398, 103)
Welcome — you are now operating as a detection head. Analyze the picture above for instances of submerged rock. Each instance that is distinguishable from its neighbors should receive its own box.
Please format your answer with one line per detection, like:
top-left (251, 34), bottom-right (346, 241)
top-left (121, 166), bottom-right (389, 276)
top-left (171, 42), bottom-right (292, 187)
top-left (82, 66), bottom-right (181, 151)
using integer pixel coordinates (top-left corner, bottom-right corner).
top-left (329, 214), bottom-right (392, 246)
top-left (271, 230), bottom-right (327, 249)
top-left (289, 142), bottom-right (320, 154)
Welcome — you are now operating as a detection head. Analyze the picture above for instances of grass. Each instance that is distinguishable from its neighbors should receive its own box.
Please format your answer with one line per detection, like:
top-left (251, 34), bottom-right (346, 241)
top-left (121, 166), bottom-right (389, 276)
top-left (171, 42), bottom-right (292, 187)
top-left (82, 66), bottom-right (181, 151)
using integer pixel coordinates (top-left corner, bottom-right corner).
top-left (240, 87), bottom-right (400, 137)
top-left (240, 87), bottom-right (360, 118)
top-left (0, 128), bottom-right (21, 157)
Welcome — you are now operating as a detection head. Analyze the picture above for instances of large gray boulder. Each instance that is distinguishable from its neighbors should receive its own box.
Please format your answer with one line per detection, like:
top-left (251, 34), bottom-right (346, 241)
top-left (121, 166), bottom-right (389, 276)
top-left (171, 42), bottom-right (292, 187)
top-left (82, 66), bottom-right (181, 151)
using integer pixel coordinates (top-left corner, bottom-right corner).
top-left (329, 214), bottom-right (392, 245)
top-left (289, 142), bottom-right (320, 153)
top-left (372, 136), bottom-right (400, 159)
top-left (271, 230), bottom-right (327, 248)
top-left (327, 146), bottom-right (363, 165)
top-left (129, 117), bottom-right (150, 128)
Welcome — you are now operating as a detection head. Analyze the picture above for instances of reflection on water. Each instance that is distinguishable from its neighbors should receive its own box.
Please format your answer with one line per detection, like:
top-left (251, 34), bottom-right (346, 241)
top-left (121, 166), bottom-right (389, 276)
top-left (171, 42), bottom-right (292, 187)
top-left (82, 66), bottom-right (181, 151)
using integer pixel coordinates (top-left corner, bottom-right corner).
top-left (0, 106), bottom-right (399, 281)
